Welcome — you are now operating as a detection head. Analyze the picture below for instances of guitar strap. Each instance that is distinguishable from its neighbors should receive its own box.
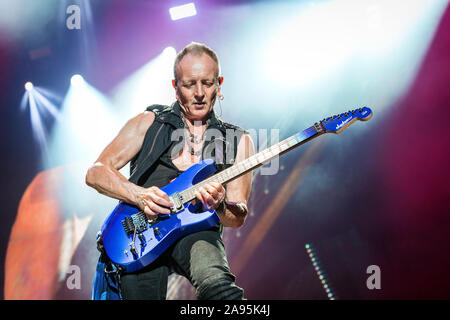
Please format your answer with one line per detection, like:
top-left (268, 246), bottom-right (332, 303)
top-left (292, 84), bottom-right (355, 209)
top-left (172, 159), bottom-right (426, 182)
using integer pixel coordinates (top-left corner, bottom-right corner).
top-left (91, 233), bottom-right (122, 300)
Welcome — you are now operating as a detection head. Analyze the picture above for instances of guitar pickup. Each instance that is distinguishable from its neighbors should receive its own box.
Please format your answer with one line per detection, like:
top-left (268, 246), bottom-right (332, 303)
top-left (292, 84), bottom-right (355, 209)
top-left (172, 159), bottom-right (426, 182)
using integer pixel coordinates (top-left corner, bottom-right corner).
top-left (121, 212), bottom-right (148, 236)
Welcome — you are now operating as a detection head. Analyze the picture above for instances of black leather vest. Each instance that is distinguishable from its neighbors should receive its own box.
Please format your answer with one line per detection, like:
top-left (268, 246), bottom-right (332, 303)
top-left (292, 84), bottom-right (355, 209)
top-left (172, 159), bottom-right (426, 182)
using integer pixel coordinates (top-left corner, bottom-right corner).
top-left (129, 101), bottom-right (246, 187)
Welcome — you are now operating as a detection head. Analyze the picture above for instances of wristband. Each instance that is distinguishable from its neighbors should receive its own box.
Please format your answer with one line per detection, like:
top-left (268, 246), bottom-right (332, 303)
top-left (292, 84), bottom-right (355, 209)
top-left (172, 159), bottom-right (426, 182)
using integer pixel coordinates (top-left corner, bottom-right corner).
top-left (216, 199), bottom-right (227, 215)
top-left (224, 201), bottom-right (247, 217)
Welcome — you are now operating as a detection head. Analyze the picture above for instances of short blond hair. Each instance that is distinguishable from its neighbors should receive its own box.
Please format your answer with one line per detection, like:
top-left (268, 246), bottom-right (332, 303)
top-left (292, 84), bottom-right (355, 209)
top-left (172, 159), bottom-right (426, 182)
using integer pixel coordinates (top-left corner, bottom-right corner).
top-left (173, 42), bottom-right (221, 82)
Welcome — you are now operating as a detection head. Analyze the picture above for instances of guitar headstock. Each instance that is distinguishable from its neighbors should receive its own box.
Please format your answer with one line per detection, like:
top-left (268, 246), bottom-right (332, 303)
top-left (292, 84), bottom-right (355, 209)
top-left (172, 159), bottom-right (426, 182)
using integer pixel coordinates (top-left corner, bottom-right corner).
top-left (319, 107), bottom-right (373, 133)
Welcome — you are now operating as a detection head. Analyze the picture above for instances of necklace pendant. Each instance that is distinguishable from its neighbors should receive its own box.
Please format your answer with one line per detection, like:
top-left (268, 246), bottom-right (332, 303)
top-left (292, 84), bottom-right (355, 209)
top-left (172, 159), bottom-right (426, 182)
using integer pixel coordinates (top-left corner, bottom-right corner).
top-left (190, 134), bottom-right (201, 144)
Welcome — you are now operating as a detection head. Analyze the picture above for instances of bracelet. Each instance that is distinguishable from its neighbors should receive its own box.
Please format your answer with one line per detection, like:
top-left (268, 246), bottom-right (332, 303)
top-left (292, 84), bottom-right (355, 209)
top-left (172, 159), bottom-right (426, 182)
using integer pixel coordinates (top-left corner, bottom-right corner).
top-left (224, 201), bottom-right (247, 217)
top-left (235, 203), bottom-right (248, 216)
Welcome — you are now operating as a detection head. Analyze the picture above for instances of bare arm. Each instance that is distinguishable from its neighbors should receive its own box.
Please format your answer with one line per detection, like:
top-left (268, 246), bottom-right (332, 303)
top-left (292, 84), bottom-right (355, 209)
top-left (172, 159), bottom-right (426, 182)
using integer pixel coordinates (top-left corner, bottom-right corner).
top-left (85, 111), bottom-right (173, 218)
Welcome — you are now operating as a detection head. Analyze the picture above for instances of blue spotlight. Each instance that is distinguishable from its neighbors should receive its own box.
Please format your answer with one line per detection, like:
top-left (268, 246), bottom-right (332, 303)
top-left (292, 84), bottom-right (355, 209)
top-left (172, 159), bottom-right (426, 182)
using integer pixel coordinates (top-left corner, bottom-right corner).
top-left (25, 82), bottom-right (34, 91)
top-left (169, 3), bottom-right (197, 21)
top-left (71, 74), bottom-right (84, 86)
top-left (111, 46), bottom-right (177, 117)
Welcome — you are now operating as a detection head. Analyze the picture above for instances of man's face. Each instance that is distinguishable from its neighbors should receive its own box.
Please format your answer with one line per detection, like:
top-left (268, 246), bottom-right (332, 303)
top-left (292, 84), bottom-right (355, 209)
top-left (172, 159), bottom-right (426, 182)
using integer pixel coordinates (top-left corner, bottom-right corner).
top-left (175, 53), bottom-right (221, 122)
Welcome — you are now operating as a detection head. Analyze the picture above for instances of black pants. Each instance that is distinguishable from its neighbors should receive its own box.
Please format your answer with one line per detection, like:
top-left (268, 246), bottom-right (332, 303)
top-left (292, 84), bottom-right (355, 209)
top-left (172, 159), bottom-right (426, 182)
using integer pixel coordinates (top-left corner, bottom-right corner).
top-left (120, 228), bottom-right (244, 300)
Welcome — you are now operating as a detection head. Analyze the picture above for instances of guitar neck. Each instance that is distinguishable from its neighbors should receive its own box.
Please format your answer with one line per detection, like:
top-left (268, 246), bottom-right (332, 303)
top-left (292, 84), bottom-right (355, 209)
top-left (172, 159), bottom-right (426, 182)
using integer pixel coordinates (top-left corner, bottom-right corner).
top-left (180, 123), bottom-right (324, 203)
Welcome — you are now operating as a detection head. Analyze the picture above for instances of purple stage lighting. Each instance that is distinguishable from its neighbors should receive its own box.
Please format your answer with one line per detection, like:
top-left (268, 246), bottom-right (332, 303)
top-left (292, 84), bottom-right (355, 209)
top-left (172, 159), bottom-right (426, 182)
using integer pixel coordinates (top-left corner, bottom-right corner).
top-left (169, 3), bottom-right (197, 21)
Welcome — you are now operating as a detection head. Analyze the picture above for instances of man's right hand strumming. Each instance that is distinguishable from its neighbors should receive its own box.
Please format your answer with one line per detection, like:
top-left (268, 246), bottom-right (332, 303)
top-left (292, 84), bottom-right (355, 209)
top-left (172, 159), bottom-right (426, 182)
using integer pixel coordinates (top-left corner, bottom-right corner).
top-left (134, 186), bottom-right (174, 220)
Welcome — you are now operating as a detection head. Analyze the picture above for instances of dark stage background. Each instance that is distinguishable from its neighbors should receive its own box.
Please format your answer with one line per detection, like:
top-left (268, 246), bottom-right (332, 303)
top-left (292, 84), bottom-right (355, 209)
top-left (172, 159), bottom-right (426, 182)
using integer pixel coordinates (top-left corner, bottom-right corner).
top-left (0, 0), bottom-right (449, 300)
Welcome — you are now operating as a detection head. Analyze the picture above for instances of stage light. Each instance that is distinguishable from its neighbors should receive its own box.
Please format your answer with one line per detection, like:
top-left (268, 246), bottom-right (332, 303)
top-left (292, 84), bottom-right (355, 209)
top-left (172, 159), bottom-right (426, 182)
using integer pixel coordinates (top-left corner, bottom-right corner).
top-left (46, 76), bottom-right (120, 169)
top-left (111, 47), bottom-right (176, 118)
top-left (162, 46), bottom-right (177, 57)
top-left (259, 0), bottom-right (449, 113)
top-left (21, 86), bottom-right (62, 157)
top-left (306, 243), bottom-right (336, 300)
top-left (169, 3), bottom-right (197, 21)
top-left (25, 82), bottom-right (34, 91)
top-left (70, 74), bottom-right (84, 86)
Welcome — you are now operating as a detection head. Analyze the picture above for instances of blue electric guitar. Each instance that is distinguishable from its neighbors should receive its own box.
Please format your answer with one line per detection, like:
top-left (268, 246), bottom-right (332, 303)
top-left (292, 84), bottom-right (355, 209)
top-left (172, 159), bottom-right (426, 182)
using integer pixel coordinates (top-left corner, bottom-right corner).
top-left (100, 107), bottom-right (373, 273)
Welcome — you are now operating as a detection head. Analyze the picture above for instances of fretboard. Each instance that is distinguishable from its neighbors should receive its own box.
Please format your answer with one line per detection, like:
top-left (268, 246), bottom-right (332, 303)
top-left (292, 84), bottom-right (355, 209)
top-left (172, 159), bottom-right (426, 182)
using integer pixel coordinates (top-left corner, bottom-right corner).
top-left (179, 124), bottom-right (324, 203)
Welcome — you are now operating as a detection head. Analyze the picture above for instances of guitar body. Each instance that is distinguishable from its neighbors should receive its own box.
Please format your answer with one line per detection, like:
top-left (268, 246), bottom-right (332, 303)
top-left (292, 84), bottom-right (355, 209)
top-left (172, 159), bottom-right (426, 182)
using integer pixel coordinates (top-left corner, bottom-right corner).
top-left (101, 158), bottom-right (220, 273)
